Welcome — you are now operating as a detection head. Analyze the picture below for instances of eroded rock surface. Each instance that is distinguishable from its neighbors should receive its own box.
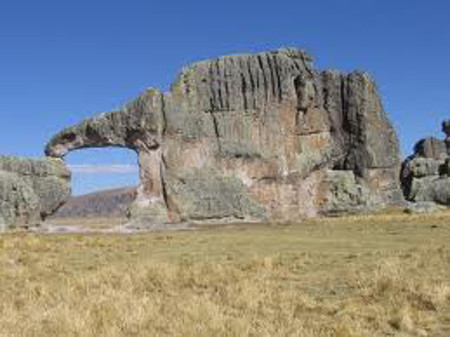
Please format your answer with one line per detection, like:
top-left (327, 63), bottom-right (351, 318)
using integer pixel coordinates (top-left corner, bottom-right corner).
top-left (46, 48), bottom-right (402, 224)
top-left (0, 156), bottom-right (71, 229)
top-left (401, 120), bottom-right (450, 205)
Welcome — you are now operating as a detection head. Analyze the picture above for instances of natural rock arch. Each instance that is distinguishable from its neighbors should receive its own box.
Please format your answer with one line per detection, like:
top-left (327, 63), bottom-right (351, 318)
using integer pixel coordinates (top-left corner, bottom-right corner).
top-left (46, 48), bottom-right (403, 225)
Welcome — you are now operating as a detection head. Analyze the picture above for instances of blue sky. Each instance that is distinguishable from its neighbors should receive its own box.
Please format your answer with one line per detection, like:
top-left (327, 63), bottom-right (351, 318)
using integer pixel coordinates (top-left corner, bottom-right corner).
top-left (1, 0), bottom-right (449, 195)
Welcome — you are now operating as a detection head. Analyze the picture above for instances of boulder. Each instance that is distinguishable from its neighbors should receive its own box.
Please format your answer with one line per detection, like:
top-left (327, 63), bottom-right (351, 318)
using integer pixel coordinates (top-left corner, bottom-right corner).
top-left (401, 120), bottom-right (450, 205)
top-left (46, 48), bottom-right (402, 225)
top-left (0, 213), bottom-right (6, 232)
top-left (414, 138), bottom-right (447, 160)
top-left (318, 170), bottom-right (374, 215)
top-left (408, 176), bottom-right (450, 203)
top-left (404, 201), bottom-right (447, 214)
top-left (403, 157), bottom-right (441, 179)
top-left (0, 156), bottom-right (71, 229)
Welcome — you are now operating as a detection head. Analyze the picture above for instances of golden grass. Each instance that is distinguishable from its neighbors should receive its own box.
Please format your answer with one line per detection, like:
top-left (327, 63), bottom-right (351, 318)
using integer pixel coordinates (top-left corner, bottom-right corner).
top-left (1, 210), bottom-right (450, 336)
top-left (45, 216), bottom-right (128, 229)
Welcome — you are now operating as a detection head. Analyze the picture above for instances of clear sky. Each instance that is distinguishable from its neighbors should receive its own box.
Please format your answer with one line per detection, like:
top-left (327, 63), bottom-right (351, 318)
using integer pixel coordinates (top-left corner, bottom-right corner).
top-left (1, 0), bottom-right (449, 195)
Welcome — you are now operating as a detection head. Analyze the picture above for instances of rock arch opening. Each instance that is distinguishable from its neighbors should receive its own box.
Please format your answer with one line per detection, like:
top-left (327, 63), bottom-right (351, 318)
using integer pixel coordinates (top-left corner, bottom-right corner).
top-left (52, 148), bottom-right (139, 219)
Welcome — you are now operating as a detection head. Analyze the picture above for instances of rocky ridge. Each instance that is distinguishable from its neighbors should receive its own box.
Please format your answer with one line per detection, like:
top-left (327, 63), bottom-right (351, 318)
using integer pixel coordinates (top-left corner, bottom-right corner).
top-left (46, 48), bottom-right (403, 225)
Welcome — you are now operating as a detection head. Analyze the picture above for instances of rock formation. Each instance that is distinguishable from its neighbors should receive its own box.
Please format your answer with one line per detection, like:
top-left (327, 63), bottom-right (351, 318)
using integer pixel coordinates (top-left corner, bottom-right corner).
top-left (0, 156), bottom-right (71, 229)
top-left (401, 120), bottom-right (450, 205)
top-left (46, 48), bottom-right (402, 225)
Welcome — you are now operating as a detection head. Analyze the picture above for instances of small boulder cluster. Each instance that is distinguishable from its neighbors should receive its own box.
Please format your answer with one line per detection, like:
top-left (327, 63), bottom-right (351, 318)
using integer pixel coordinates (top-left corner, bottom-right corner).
top-left (401, 121), bottom-right (450, 205)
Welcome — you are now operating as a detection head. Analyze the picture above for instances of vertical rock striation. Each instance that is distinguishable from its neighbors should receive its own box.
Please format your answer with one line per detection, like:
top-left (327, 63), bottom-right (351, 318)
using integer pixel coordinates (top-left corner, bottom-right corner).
top-left (46, 48), bottom-right (402, 224)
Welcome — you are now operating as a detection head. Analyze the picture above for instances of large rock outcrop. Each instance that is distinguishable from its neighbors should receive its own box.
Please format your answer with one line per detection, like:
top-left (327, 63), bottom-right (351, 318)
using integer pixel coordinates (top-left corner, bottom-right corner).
top-left (0, 156), bottom-right (71, 229)
top-left (46, 48), bottom-right (402, 224)
top-left (401, 120), bottom-right (450, 205)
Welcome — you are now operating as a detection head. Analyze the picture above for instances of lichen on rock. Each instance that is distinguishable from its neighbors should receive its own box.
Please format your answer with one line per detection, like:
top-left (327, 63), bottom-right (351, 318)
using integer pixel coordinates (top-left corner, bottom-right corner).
top-left (0, 156), bottom-right (71, 229)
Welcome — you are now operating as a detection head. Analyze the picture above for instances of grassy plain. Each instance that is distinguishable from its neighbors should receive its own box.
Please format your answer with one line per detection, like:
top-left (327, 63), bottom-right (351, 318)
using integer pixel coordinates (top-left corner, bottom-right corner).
top-left (1, 210), bottom-right (450, 336)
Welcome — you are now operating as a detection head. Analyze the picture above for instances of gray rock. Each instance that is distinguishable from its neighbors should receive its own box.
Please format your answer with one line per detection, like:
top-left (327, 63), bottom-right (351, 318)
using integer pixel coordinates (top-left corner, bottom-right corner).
top-left (0, 214), bottom-right (6, 232)
top-left (0, 170), bottom-right (40, 227)
top-left (404, 201), bottom-right (447, 214)
top-left (404, 157), bottom-right (441, 179)
top-left (430, 178), bottom-right (450, 204)
top-left (414, 138), bottom-right (447, 160)
top-left (46, 48), bottom-right (402, 224)
top-left (0, 156), bottom-right (70, 229)
top-left (408, 176), bottom-right (443, 202)
top-left (127, 197), bottom-right (169, 225)
top-left (401, 121), bottom-right (450, 206)
top-left (165, 168), bottom-right (267, 222)
top-left (320, 170), bottom-right (375, 214)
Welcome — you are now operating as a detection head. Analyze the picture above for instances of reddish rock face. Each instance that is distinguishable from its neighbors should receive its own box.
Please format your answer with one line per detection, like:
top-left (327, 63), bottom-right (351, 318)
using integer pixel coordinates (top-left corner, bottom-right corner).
top-left (46, 49), bottom-right (402, 225)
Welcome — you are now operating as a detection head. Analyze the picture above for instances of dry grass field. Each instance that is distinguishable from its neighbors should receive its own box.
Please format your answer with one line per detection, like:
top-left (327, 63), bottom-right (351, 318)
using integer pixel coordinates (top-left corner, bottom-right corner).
top-left (45, 216), bottom-right (128, 229)
top-left (1, 210), bottom-right (450, 337)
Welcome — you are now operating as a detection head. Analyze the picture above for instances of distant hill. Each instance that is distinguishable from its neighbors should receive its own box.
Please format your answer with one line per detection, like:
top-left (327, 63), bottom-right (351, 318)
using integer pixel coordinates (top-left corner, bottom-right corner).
top-left (52, 187), bottom-right (137, 218)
